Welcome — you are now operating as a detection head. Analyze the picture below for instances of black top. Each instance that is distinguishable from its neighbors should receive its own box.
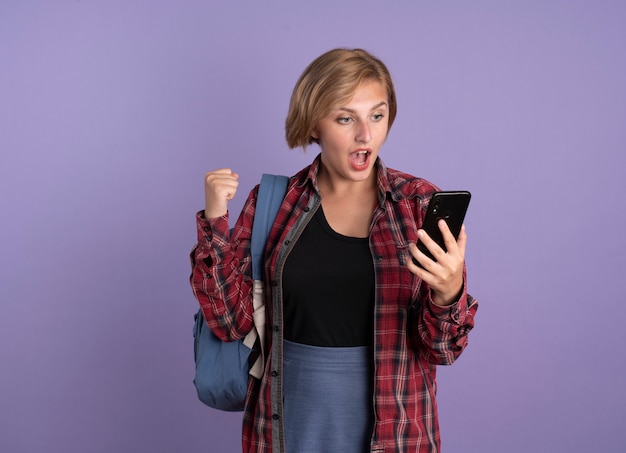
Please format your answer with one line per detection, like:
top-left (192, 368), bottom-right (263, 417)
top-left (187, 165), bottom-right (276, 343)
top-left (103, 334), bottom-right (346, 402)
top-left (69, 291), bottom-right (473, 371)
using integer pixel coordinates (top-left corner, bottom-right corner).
top-left (282, 207), bottom-right (375, 347)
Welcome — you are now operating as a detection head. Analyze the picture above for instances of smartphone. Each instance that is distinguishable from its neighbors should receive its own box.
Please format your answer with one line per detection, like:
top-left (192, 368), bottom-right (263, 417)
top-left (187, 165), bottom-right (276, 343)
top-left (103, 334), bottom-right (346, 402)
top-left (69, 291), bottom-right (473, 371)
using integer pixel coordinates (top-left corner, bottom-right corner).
top-left (413, 191), bottom-right (471, 268)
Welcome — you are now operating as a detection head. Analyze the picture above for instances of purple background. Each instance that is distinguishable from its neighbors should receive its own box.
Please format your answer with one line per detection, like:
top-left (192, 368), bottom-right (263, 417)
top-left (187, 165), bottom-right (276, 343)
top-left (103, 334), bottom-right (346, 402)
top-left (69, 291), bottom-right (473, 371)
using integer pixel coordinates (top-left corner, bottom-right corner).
top-left (1, 1), bottom-right (625, 452)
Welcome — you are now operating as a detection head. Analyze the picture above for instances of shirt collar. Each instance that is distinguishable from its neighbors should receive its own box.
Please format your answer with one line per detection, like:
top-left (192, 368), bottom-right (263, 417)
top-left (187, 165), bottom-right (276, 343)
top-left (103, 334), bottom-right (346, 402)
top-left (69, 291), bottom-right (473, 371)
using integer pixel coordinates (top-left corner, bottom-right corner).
top-left (302, 153), bottom-right (396, 204)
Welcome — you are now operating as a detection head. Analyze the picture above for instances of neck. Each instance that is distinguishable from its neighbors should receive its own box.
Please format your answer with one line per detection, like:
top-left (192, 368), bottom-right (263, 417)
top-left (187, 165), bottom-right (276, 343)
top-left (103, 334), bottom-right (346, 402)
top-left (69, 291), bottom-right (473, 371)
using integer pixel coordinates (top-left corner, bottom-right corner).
top-left (316, 165), bottom-right (377, 198)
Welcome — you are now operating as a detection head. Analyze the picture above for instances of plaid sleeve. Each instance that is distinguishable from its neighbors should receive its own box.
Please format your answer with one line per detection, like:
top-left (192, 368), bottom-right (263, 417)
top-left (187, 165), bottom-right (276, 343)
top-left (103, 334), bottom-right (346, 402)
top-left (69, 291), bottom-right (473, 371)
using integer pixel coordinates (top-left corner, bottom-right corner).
top-left (189, 187), bottom-right (259, 342)
top-left (416, 279), bottom-right (478, 365)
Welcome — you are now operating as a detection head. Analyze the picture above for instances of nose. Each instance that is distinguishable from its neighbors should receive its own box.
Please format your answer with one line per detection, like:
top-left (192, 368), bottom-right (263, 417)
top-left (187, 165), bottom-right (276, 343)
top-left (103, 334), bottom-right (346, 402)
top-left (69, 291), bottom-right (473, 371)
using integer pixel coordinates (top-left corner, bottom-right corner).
top-left (355, 120), bottom-right (372, 143)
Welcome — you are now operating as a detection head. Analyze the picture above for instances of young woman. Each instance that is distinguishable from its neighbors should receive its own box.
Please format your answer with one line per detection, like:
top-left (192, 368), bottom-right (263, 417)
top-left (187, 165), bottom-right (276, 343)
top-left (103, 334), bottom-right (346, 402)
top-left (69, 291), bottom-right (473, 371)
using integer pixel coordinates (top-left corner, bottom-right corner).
top-left (191, 48), bottom-right (478, 453)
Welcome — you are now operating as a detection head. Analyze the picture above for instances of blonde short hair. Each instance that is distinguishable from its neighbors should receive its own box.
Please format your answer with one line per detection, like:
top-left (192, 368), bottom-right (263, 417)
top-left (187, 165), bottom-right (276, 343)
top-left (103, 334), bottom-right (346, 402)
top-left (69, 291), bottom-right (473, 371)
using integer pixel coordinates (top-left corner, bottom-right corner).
top-left (285, 48), bottom-right (397, 149)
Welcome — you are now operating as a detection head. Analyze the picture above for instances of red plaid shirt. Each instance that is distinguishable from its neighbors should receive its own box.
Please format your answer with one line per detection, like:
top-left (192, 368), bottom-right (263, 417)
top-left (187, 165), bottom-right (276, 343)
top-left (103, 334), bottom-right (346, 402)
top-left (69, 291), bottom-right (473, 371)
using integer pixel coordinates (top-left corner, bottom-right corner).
top-left (190, 155), bottom-right (478, 453)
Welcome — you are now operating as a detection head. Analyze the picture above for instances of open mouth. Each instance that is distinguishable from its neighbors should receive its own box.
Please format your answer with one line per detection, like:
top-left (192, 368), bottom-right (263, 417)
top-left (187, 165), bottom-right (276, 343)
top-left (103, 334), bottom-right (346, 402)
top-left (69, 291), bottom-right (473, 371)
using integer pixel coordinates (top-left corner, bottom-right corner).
top-left (351, 150), bottom-right (370, 168)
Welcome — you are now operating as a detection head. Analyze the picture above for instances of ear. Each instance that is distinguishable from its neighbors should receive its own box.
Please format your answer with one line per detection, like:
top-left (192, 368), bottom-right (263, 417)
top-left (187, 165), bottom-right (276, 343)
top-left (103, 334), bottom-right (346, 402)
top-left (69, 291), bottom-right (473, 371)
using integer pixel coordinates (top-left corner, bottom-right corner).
top-left (310, 127), bottom-right (319, 140)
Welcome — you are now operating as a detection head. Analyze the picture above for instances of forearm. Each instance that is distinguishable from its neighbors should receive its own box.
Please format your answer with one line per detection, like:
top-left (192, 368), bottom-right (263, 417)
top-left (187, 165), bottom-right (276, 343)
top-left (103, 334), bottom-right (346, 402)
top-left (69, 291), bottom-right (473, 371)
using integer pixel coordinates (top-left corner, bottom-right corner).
top-left (414, 279), bottom-right (478, 365)
top-left (189, 209), bottom-right (255, 341)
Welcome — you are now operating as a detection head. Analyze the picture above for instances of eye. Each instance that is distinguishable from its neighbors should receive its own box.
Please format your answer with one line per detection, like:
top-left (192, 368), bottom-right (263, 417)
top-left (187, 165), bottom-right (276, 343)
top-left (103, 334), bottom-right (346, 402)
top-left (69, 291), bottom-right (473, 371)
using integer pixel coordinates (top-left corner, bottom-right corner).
top-left (372, 113), bottom-right (385, 122)
top-left (337, 117), bottom-right (353, 124)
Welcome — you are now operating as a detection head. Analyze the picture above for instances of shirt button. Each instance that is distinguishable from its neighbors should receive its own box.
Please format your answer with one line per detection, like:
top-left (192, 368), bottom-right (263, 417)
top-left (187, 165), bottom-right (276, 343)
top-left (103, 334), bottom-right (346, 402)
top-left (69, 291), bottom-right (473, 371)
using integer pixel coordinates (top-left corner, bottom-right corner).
top-left (271, 280), bottom-right (278, 286)
top-left (272, 414), bottom-right (280, 420)
top-left (271, 370), bottom-right (278, 377)
top-left (304, 207), bottom-right (310, 212)
top-left (203, 226), bottom-right (210, 232)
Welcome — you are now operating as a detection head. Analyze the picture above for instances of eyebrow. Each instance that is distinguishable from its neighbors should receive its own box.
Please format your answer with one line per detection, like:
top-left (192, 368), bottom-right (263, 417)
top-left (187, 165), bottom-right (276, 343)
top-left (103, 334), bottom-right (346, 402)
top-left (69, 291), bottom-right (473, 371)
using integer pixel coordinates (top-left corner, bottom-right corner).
top-left (338, 101), bottom-right (388, 113)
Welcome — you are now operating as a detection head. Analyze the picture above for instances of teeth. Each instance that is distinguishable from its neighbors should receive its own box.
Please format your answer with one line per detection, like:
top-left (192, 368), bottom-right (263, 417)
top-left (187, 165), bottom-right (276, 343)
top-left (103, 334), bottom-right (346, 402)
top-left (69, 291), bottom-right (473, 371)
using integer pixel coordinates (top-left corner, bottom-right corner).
top-left (354, 150), bottom-right (368, 166)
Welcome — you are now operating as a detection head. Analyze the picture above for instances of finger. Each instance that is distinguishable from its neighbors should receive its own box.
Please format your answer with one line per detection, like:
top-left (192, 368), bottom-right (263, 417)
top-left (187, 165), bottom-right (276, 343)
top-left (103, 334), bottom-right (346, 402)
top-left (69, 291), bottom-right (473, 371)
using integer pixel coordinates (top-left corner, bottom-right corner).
top-left (214, 179), bottom-right (239, 200)
top-left (417, 228), bottom-right (446, 263)
top-left (203, 169), bottom-right (240, 219)
top-left (209, 168), bottom-right (235, 176)
top-left (205, 170), bottom-right (239, 191)
top-left (406, 246), bottom-right (445, 297)
top-left (407, 242), bottom-right (438, 274)
top-left (437, 219), bottom-right (459, 253)
top-left (205, 169), bottom-right (239, 182)
top-left (456, 224), bottom-right (467, 260)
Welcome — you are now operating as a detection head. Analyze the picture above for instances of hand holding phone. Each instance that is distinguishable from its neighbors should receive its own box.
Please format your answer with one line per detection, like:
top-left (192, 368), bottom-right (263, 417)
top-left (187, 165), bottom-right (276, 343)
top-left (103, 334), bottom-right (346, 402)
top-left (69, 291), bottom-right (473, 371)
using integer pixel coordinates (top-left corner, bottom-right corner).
top-left (412, 191), bottom-right (471, 268)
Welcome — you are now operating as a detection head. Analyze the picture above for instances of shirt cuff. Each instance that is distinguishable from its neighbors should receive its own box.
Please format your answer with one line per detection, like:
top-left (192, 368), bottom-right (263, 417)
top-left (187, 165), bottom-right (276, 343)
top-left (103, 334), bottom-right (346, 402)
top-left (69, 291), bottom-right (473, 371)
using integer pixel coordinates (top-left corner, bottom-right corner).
top-left (427, 283), bottom-right (466, 324)
top-left (196, 210), bottom-right (230, 246)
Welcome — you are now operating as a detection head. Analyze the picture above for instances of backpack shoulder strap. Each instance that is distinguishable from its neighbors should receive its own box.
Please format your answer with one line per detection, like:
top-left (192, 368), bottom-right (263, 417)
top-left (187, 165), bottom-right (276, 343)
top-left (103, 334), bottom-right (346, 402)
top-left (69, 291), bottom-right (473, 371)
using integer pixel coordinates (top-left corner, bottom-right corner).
top-left (250, 174), bottom-right (289, 281)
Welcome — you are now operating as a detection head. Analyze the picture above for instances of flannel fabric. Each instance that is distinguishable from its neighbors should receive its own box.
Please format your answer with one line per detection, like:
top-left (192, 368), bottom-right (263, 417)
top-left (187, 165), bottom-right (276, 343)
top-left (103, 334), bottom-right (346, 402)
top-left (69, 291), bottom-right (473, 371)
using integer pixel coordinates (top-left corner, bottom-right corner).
top-left (190, 154), bottom-right (478, 453)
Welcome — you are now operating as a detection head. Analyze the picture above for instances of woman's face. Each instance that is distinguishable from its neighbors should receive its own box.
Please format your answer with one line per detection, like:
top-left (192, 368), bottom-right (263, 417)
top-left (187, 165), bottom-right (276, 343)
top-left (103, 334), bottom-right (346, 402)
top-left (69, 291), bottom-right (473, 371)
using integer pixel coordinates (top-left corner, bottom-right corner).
top-left (312, 79), bottom-right (389, 185)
